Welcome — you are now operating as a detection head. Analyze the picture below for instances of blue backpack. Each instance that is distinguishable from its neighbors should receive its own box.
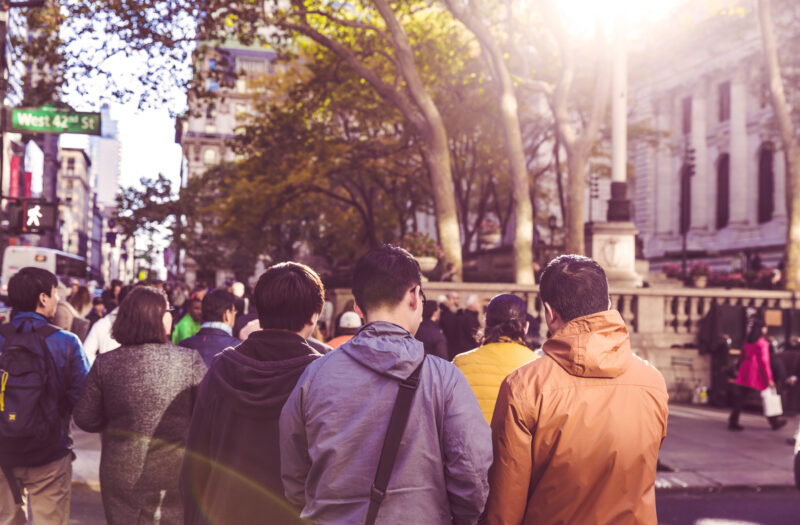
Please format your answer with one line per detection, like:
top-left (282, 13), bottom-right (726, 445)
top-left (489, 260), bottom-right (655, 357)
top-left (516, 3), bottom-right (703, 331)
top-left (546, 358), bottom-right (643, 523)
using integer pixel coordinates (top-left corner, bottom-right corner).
top-left (0, 321), bottom-right (65, 467)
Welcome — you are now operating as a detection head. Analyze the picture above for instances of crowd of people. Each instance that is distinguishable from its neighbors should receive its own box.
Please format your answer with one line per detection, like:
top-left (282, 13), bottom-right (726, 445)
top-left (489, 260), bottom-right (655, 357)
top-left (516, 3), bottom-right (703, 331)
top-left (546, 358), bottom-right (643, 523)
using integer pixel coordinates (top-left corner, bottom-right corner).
top-left (0, 247), bottom-right (671, 525)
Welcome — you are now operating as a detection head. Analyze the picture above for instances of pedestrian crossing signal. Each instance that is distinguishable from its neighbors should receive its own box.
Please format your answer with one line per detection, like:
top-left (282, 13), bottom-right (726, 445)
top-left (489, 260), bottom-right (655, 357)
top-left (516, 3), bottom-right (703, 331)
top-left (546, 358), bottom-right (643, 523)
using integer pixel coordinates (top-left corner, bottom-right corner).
top-left (6, 199), bottom-right (57, 234)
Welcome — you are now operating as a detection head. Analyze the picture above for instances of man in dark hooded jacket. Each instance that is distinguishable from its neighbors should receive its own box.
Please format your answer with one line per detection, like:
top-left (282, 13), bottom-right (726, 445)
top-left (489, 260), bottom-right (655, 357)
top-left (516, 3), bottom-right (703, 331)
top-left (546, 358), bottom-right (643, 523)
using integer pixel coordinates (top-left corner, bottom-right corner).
top-left (179, 262), bottom-right (324, 525)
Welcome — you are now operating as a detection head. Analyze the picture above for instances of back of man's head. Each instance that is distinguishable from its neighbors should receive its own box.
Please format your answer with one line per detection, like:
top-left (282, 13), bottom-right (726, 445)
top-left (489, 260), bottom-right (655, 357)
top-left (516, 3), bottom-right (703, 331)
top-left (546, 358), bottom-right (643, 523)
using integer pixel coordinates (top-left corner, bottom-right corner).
top-left (202, 289), bottom-right (237, 323)
top-left (539, 255), bottom-right (609, 323)
top-left (255, 262), bottom-right (324, 332)
top-left (352, 245), bottom-right (420, 314)
top-left (8, 267), bottom-right (58, 312)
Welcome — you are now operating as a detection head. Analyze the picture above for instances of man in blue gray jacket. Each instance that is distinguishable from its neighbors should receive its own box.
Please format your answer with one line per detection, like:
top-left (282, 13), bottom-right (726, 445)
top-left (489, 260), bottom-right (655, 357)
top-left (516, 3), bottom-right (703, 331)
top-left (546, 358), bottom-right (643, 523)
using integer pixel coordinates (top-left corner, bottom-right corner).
top-left (280, 245), bottom-right (492, 524)
top-left (0, 267), bottom-right (90, 524)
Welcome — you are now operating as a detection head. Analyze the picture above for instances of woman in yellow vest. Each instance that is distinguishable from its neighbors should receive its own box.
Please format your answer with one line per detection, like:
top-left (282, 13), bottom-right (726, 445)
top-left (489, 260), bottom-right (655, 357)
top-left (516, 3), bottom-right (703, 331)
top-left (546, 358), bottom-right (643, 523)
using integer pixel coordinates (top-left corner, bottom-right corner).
top-left (453, 294), bottom-right (539, 423)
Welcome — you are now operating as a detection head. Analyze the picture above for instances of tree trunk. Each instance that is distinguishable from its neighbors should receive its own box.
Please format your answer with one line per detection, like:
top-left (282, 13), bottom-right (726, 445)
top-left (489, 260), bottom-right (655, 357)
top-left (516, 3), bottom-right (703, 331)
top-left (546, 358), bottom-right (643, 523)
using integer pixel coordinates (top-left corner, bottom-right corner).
top-left (421, 122), bottom-right (463, 280)
top-left (442, 0), bottom-right (533, 284)
top-left (372, 0), bottom-right (462, 280)
top-left (758, 0), bottom-right (800, 291)
top-left (564, 148), bottom-right (587, 254)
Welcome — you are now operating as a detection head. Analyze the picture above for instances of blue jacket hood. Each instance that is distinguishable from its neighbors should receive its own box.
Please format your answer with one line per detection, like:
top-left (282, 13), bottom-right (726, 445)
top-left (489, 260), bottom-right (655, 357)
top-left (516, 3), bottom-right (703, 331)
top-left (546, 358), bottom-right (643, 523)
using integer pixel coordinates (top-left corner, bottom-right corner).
top-left (341, 321), bottom-right (425, 380)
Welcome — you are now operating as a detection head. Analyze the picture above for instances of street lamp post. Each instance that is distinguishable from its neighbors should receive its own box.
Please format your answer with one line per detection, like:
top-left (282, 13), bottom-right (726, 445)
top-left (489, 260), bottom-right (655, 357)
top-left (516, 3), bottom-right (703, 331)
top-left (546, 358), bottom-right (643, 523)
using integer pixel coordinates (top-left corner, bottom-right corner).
top-left (0, 0), bottom-right (46, 222)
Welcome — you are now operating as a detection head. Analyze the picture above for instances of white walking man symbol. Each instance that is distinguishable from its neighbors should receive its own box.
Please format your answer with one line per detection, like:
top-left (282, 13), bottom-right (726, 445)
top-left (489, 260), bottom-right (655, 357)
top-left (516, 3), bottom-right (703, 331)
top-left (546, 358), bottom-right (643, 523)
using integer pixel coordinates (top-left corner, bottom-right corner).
top-left (26, 204), bottom-right (42, 227)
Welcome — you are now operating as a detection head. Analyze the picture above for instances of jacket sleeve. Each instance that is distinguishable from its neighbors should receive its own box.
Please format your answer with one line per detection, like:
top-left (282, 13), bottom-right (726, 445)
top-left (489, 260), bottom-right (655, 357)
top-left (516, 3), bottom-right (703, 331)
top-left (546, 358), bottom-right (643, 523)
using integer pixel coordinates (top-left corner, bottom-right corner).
top-left (279, 373), bottom-right (312, 509)
top-left (72, 357), bottom-right (106, 433)
top-left (441, 367), bottom-right (492, 525)
top-left (758, 339), bottom-right (774, 385)
top-left (180, 379), bottom-right (214, 525)
top-left (82, 321), bottom-right (102, 364)
top-left (485, 376), bottom-right (533, 525)
top-left (65, 333), bottom-right (90, 410)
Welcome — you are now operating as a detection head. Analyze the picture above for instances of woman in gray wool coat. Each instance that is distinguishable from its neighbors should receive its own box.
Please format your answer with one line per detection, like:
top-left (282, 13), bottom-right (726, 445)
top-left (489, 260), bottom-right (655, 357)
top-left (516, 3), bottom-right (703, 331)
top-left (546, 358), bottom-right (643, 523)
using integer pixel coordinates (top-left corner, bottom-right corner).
top-left (74, 286), bottom-right (207, 525)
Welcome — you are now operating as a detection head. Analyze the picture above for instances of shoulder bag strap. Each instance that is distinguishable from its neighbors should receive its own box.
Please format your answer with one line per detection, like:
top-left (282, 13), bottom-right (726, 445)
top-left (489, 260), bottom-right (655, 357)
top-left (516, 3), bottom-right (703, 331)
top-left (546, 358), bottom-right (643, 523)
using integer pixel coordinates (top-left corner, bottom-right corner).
top-left (364, 357), bottom-right (425, 525)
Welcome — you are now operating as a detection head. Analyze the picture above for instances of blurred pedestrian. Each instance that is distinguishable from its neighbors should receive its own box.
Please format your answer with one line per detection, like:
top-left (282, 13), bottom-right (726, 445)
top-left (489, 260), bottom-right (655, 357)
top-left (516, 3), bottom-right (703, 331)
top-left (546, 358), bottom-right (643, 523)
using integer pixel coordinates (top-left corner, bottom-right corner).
top-left (54, 284), bottom-right (92, 341)
top-left (180, 263), bottom-right (323, 525)
top-left (73, 286), bottom-right (207, 525)
top-left (0, 267), bottom-right (89, 525)
top-left (415, 299), bottom-right (448, 360)
top-left (101, 279), bottom-right (122, 311)
top-left (728, 316), bottom-right (787, 431)
top-left (439, 291), bottom-right (461, 358)
top-left (486, 255), bottom-right (668, 524)
top-left (453, 294), bottom-right (538, 423)
top-left (280, 245), bottom-right (491, 524)
top-left (172, 297), bottom-right (202, 344)
top-left (83, 285), bottom-right (134, 365)
top-left (326, 311), bottom-right (362, 349)
top-left (179, 289), bottom-right (241, 366)
top-left (86, 297), bottom-right (105, 329)
top-left (452, 294), bottom-right (481, 359)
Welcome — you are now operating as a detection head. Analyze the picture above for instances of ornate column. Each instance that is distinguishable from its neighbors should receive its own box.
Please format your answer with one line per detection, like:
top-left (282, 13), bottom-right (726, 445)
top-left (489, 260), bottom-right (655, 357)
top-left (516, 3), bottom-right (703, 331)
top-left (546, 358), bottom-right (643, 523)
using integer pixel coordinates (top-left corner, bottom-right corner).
top-left (690, 80), bottom-right (709, 231)
top-left (729, 72), bottom-right (748, 224)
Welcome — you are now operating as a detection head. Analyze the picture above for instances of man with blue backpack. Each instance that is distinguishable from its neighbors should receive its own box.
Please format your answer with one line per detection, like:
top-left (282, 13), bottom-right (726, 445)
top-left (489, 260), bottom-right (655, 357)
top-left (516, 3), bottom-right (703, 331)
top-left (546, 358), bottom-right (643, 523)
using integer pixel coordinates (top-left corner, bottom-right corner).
top-left (0, 267), bottom-right (90, 524)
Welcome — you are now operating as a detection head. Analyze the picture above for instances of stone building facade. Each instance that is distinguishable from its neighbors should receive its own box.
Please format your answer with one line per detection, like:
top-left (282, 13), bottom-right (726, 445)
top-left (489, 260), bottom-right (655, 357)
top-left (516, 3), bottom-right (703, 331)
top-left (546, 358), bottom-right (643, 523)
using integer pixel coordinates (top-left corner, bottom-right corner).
top-left (629, 0), bottom-right (788, 272)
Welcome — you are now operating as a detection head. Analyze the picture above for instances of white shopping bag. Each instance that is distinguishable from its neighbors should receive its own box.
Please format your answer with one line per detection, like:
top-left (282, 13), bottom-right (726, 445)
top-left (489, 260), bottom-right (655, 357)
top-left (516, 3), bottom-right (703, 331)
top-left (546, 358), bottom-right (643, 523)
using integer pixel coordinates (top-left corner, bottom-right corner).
top-left (761, 387), bottom-right (783, 417)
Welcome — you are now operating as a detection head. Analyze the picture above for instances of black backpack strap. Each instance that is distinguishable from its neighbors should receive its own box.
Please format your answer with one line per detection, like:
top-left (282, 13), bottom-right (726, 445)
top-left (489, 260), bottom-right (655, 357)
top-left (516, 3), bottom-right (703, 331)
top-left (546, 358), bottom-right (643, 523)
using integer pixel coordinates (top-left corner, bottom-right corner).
top-left (364, 358), bottom-right (425, 525)
top-left (34, 324), bottom-right (71, 413)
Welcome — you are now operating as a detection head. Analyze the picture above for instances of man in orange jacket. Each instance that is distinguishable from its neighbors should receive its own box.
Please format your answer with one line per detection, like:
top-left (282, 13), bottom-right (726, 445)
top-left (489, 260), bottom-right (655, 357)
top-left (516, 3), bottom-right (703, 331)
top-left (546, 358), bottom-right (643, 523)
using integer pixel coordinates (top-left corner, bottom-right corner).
top-left (485, 255), bottom-right (668, 524)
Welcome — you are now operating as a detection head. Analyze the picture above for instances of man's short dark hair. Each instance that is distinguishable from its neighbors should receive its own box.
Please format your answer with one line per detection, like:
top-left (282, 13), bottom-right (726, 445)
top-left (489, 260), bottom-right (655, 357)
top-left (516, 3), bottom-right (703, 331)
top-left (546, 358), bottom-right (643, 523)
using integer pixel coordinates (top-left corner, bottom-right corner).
top-left (352, 245), bottom-right (421, 314)
top-left (112, 286), bottom-right (169, 345)
top-left (255, 262), bottom-right (324, 332)
top-left (7, 267), bottom-right (58, 312)
top-left (539, 255), bottom-right (609, 323)
top-left (202, 289), bottom-right (236, 323)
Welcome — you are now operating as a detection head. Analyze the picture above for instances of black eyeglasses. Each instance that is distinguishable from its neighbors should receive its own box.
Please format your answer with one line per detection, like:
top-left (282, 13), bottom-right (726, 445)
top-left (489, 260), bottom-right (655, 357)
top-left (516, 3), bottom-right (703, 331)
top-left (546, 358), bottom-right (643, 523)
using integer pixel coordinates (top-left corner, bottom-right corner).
top-left (411, 285), bottom-right (426, 305)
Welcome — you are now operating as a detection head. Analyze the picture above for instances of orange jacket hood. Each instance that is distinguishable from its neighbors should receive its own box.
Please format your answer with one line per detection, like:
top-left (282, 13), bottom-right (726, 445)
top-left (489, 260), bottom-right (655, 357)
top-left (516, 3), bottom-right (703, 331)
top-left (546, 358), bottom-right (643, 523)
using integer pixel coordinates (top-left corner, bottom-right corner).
top-left (543, 309), bottom-right (631, 378)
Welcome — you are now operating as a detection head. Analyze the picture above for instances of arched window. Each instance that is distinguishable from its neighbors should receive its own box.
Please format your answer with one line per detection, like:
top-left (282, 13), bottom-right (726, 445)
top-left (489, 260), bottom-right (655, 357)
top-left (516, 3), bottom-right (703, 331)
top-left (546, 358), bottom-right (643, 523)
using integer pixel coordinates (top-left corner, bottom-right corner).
top-left (758, 144), bottom-right (774, 223)
top-left (716, 154), bottom-right (730, 229)
top-left (680, 164), bottom-right (691, 234)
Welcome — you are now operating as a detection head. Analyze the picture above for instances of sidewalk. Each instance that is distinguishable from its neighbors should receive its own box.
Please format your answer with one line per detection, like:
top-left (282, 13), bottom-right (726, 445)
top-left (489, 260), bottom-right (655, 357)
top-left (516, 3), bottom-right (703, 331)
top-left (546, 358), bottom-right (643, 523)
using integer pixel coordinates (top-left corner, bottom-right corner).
top-left (69, 404), bottom-right (800, 492)
top-left (656, 404), bottom-right (798, 491)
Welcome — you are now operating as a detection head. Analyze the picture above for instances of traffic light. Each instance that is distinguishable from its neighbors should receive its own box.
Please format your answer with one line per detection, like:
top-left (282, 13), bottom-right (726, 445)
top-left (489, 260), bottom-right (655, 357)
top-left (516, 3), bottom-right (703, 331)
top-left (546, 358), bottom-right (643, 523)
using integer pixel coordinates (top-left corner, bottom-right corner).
top-left (5, 199), bottom-right (58, 234)
top-left (685, 147), bottom-right (696, 177)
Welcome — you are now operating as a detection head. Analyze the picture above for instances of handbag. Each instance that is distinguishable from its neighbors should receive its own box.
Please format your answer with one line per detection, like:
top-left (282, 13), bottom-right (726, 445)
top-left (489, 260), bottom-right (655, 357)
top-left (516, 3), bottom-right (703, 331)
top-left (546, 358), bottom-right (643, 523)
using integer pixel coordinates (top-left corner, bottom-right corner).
top-left (364, 358), bottom-right (425, 525)
top-left (761, 386), bottom-right (783, 417)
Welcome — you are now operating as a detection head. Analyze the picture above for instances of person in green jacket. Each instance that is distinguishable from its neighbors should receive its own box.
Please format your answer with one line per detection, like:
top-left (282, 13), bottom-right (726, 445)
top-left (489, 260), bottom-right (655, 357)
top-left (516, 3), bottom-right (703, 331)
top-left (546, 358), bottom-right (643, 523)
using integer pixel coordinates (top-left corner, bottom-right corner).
top-left (172, 297), bottom-right (202, 344)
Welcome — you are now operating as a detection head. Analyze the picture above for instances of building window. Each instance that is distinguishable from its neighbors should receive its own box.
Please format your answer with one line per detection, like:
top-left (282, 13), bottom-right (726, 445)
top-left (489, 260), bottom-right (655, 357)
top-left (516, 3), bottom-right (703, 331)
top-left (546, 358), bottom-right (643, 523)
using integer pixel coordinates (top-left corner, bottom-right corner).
top-left (209, 58), bottom-right (217, 71)
top-left (207, 78), bottom-right (219, 92)
top-left (203, 148), bottom-right (219, 166)
top-left (682, 96), bottom-right (692, 135)
top-left (716, 154), bottom-right (730, 229)
top-left (680, 164), bottom-right (691, 234)
top-left (204, 123), bottom-right (217, 135)
top-left (758, 144), bottom-right (774, 223)
top-left (205, 105), bottom-right (215, 119)
top-left (718, 81), bottom-right (730, 122)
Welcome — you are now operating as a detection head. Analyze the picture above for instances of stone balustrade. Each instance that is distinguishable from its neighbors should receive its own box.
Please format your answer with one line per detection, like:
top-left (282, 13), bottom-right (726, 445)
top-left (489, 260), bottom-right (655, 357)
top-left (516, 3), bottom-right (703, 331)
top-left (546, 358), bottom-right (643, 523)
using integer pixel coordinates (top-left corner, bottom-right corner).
top-left (326, 283), bottom-right (798, 402)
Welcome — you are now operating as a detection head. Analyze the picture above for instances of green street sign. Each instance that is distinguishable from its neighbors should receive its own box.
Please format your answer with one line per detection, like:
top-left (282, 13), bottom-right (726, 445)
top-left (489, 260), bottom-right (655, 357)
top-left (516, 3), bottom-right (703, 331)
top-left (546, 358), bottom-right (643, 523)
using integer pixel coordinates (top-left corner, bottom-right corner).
top-left (9, 106), bottom-right (101, 135)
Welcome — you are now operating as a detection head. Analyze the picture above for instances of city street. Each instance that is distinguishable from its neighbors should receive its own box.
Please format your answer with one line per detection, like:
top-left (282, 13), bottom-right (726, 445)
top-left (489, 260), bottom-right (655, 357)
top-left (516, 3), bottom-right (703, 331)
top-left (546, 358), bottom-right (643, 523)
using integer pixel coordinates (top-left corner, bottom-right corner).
top-left (656, 489), bottom-right (799, 525)
top-left (65, 403), bottom-right (800, 524)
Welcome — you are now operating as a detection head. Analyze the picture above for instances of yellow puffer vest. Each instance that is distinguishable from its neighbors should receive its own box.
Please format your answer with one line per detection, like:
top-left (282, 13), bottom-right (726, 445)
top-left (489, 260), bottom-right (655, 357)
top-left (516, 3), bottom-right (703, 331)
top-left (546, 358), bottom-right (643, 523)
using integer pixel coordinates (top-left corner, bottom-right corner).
top-left (453, 339), bottom-right (539, 423)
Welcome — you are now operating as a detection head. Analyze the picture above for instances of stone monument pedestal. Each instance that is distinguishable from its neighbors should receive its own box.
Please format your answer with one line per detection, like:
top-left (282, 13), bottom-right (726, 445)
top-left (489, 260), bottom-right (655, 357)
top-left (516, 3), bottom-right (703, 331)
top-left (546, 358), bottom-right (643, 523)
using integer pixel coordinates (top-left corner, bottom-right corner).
top-left (584, 221), bottom-right (643, 288)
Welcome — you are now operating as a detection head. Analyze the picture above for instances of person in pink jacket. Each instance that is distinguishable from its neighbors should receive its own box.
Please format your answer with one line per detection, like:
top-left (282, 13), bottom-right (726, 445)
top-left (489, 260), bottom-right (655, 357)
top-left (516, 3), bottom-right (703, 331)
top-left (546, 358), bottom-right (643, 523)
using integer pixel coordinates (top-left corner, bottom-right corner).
top-left (728, 317), bottom-right (787, 431)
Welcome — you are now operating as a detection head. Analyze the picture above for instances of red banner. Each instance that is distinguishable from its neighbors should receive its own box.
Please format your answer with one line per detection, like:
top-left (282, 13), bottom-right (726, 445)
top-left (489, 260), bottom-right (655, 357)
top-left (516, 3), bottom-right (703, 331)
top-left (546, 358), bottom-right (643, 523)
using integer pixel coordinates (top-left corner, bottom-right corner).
top-left (8, 156), bottom-right (20, 197)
